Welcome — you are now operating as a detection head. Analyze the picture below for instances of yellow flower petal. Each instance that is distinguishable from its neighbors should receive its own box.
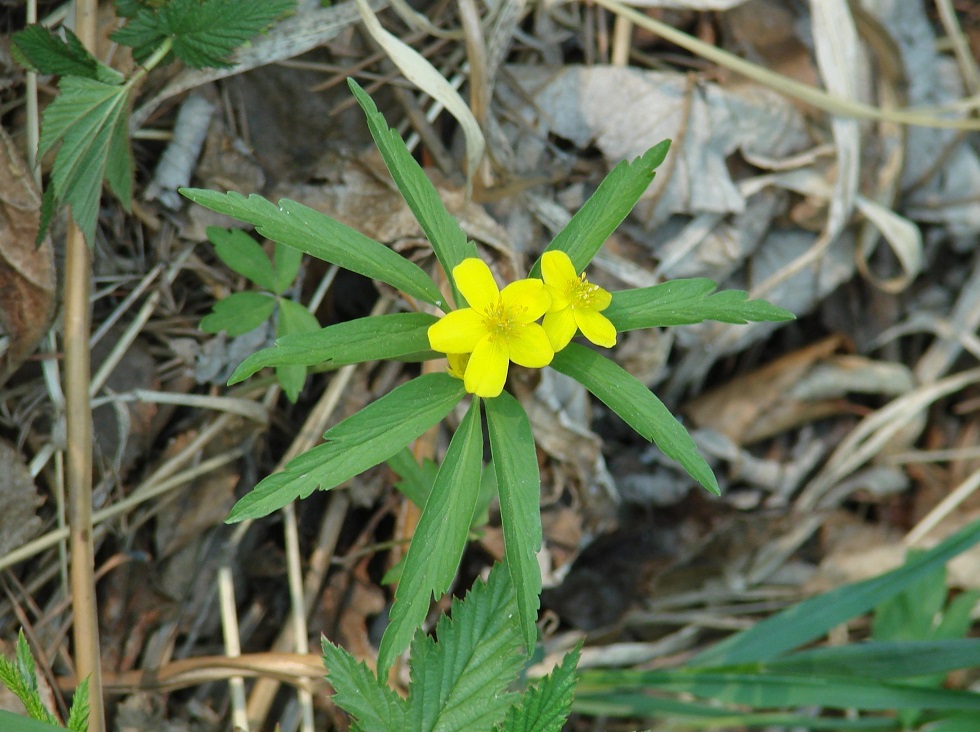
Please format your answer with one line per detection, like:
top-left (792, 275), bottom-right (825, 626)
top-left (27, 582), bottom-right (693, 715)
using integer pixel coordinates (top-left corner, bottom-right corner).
top-left (507, 323), bottom-right (554, 368)
top-left (446, 353), bottom-right (470, 380)
top-left (542, 308), bottom-right (577, 351)
top-left (428, 308), bottom-right (486, 353)
top-left (453, 258), bottom-right (499, 312)
top-left (575, 308), bottom-right (617, 348)
top-left (465, 337), bottom-right (509, 397)
top-left (500, 278), bottom-right (551, 322)
top-left (592, 286), bottom-right (612, 311)
top-left (541, 250), bottom-right (577, 285)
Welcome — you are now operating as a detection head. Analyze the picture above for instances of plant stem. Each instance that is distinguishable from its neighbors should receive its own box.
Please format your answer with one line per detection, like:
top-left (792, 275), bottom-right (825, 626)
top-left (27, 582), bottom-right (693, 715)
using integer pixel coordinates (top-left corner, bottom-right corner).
top-left (65, 0), bottom-right (105, 729)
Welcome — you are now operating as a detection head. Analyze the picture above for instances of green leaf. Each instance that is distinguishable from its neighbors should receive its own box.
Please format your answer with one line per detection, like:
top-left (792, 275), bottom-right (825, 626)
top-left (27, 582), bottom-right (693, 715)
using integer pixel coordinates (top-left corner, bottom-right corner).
top-left (386, 447), bottom-right (438, 509)
top-left (65, 676), bottom-right (89, 732)
top-left (37, 75), bottom-right (133, 245)
top-left (273, 241), bottom-right (303, 295)
top-left (485, 392), bottom-right (542, 652)
top-left (753, 639), bottom-right (980, 679)
top-left (207, 227), bottom-right (278, 291)
top-left (550, 344), bottom-right (718, 495)
top-left (922, 714), bottom-right (980, 732)
top-left (322, 639), bottom-right (408, 731)
top-left (275, 298), bottom-right (320, 401)
top-left (179, 189), bottom-right (444, 308)
top-left (688, 518), bottom-right (980, 667)
top-left (0, 632), bottom-right (57, 725)
top-left (0, 711), bottom-right (66, 732)
top-left (378, 398), bottom-right (484, 675)
top-left (229, 312), bottom-right (438, 383)
top-left (529, 140), bottom-right (671, 277)
top-left (604, 278), bottom-right (796, 331)
top-left (407, 562), bottom-right (525, 731)
top-left (576, 669), bottom-right (980, 712)
top-left (227, 373), bottom-right (465, 522)
top-left (111, 0), bottom-right (296, 68)
top-left (499, 644), bottom-right (580, 732)
top-left (871, 555), bottom-right (946, 642)
top-left (200, 291), bottom-right (275, 335)
top-left (11, 25), bottom-right (123, 83)
top-left (348, 78), bottom-right (476, 306)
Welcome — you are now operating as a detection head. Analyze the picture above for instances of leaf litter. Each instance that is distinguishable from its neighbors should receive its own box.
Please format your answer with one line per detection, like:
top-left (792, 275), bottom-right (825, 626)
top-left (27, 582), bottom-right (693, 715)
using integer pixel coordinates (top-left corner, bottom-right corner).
top-left (2, 0), bottom-right (980, 728)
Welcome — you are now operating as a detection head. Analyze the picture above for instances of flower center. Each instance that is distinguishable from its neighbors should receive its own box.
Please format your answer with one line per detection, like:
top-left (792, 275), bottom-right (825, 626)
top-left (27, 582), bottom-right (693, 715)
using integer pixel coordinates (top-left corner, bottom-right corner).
top-left (569, 273), bottom-right (602, 309)
top-left (484, 299), bottom-right (524, 341)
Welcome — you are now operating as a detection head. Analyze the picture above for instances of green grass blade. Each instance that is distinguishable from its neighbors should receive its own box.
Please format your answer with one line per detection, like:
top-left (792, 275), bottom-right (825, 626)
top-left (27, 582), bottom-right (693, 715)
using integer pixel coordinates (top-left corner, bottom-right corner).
top-left (689, 518), bottom-right (980, 667)
top-left (229, 312), bottom-right (438, 383)
top-left (604, 279), bottom-right (795, 330)
top-left (348, 78), bottom-right (476, 307)
top-left (529, 140), bottom-right (670, 277)
top-left (550, 344), bottom-right (718, 495)
top-left (180, 189), bottom-right (444, 308)
top-left (226, 373), bottom-right (464, 521)
top-left (486, 392), bottom-right (543, 652)
top-left (378, 398), bottom-right (484, 676)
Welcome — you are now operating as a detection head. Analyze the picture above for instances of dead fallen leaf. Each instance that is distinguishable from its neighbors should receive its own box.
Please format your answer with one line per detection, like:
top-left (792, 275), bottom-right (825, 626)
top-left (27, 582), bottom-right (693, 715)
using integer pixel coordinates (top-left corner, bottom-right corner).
top-left (0, 438), bottom-right (43, 557)
top-left (0, 126), bottom-right (56, 384)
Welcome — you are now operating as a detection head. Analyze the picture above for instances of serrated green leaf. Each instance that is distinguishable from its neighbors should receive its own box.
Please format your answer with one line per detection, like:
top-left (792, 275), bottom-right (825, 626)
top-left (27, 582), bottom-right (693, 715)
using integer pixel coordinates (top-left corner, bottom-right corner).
top-left (407, 562), bottom-right (525, 731)
top-left (322, 638), bottom-right (408, 730)
top-left (485, 392), bottom-right (542, 652)
top-left (180, 189), bottom-right (444, 308)
top-left (689, 518), bottom-right (980, 667)
top-left (273, 241), bottom-right (303, 295)
top-left (348, 78), bottom-right (476, 307)
top-left (499, 644), bottom-right (579, 732)
top-left (378, 398), bottom-right (484, 675)
top-left (229, 312), bottom-right (438, 383)
top-left (0, 632), bottom-right (57, 725)
top-left (112, 0), bottom-right (296, 68)
top-left (65, 676), bottom-right (90, 732)
top-left (550, 344), bottom-right (719, 495)
top-left (37, 75), bottom-right (133, 245)
top-left (227, 373), bottom-right (465, 522)
top-left (200, 291), bottom-right (275, 335)
top-left (12, 25), bottom-right (123, 83)
top-left (529, 140), bottom-right (671, 277)
top-left (208, 227), bottom-right (278, 291)
top-left (0, 711), bottom-right (66, 732)
top-left (275, 298), bottom-right (320, 401)
top-left (604, 278), bottom-right (796, 331)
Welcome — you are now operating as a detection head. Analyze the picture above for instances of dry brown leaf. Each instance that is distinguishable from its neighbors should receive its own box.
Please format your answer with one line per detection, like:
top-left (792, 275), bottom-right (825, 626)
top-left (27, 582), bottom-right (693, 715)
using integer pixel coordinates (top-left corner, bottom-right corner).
top-left (0, 127), bottom-right (55, 383)
top-left (0, 439), bottom-right (44, 557)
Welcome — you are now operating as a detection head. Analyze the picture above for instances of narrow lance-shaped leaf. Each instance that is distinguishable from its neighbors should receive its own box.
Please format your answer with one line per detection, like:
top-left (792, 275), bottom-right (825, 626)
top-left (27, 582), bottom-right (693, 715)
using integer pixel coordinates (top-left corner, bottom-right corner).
top-left (228, 312), bottom-right (439, 383)
top-left (688, 517), bottom-right (980, 667)
top-left (529, 140), bottom-right (671, 277)
top-left (226, 373), bottom-right (465, 522)
top-left (408, 562), bottom-right (525, 731)
top-left (180, 189), bottom-right (444, 309)
top-left (604, 278), bottom-right (796, 331)
top-left (551, 344), bottom-right (719, 495)
top-left (348, 78), bottom-right (476, 307)
top-left (486, 391), bottom-right (542, 652)
top-left (378, 397), bottom-right (485, 675)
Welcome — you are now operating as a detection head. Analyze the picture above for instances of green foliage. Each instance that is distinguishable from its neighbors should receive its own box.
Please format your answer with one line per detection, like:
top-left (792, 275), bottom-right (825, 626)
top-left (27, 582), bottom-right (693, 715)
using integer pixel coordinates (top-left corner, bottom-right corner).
top-left (551, 343), bottom-right (719, 495)
top-left (0, 631), bottom-right (89, 731)
top-left (573, 519), bottom-right (980, 729)
top-left (324, 563), bottom-right (576, 732)
top-left (226, 373), bottom-right (465, 522)
top-left (605, 278), bottom-right (796, 331)
top-left (200, 227), bottom-right (320, 400)
top-left (11, 26), bottom-right (123, 83)
top-left (111, 0), bottom-right (296, 68)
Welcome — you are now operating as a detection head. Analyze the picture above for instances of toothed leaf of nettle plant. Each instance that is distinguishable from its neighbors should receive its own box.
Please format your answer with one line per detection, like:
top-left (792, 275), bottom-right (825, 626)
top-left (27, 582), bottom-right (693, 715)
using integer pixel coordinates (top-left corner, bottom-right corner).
top-left (200, 227), bottom-right (318, 401)
top-left (0, 630), bottom-right (90, 731)
top-left (11, 0), bottom-right (294, 247)
top-left (323, 562), bottom-right (581, 732)
top-left (181, 79), bottom-right (794, 674)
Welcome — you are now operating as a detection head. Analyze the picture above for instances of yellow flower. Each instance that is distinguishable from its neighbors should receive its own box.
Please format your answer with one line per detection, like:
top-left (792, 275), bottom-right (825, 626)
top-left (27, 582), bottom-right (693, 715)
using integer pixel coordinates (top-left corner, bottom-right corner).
top-left (540, 250), bottom-right (616, 351)
top-left (428, 258), bottom-right (553, 398)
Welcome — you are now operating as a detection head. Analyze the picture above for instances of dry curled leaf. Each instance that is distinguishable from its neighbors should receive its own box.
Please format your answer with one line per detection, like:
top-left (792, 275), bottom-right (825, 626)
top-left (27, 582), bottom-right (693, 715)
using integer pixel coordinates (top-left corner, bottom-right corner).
top-left (0, 126), bottom-right (56, 384)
